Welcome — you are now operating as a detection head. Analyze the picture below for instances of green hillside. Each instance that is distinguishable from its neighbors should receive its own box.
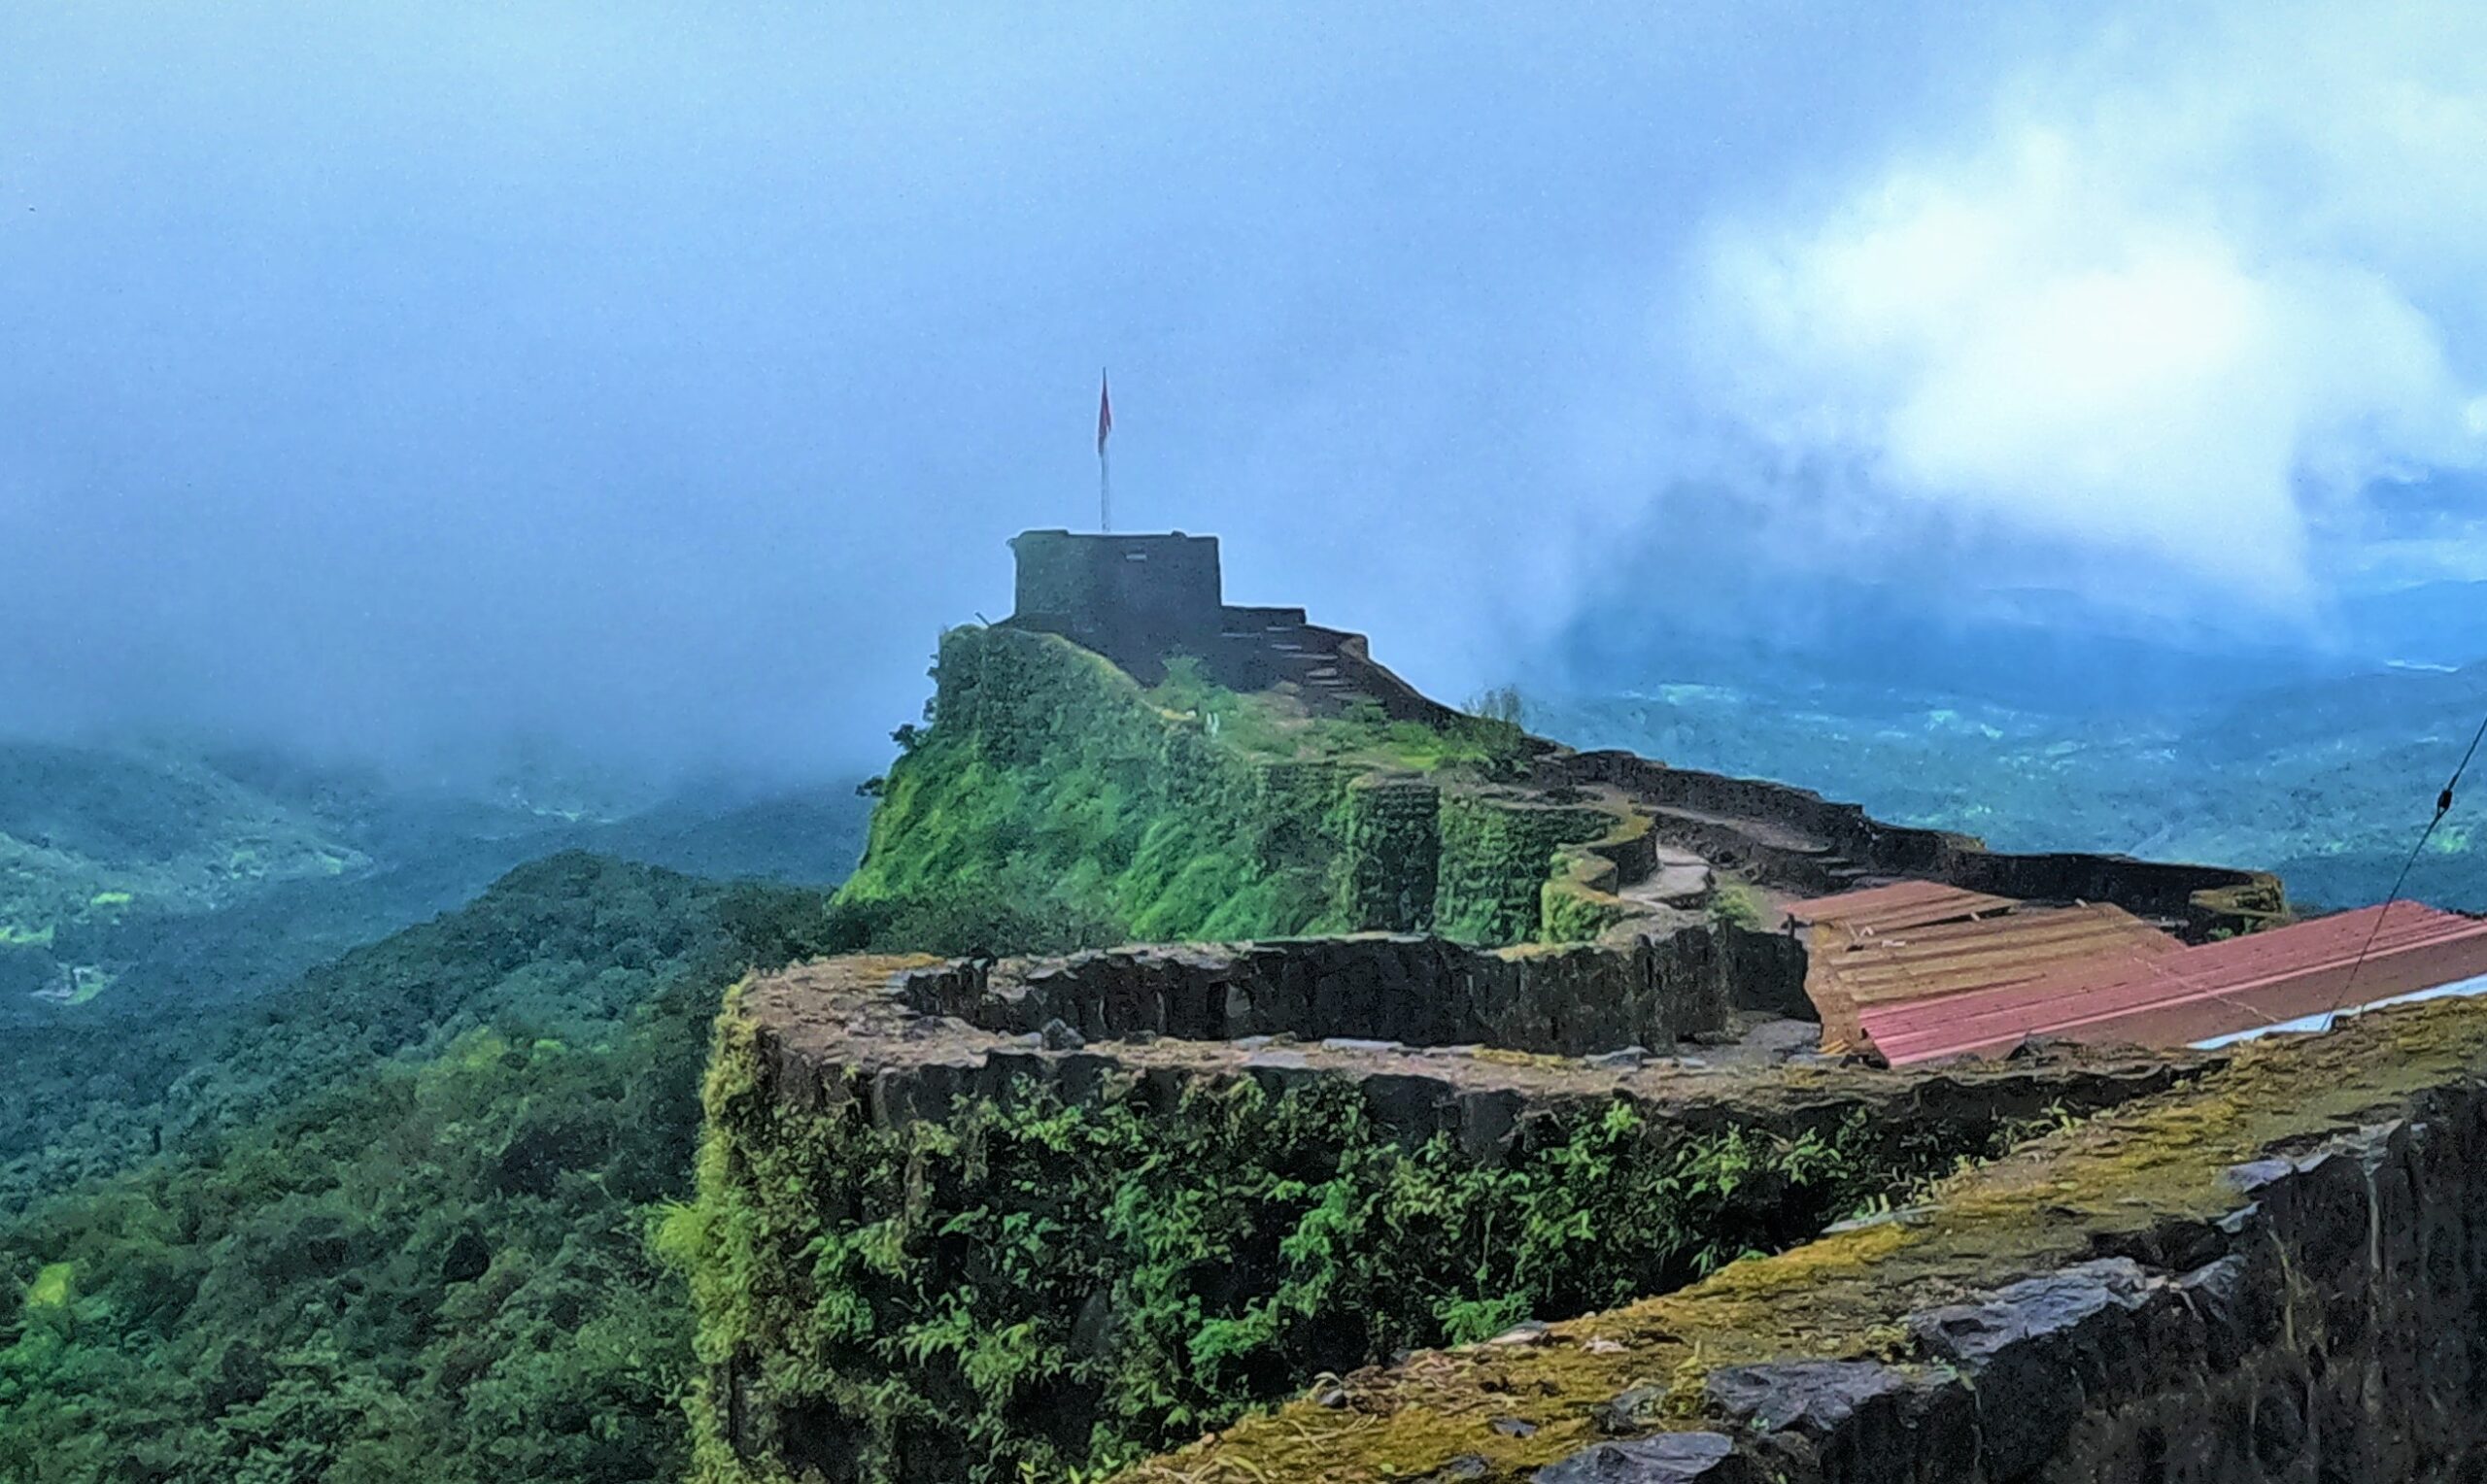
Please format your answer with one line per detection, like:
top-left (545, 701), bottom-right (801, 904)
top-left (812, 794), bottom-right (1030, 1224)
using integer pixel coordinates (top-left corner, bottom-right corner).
top-left (0, 739), bottom-right (871, 1027)
top-left (832, 625), bottom-right (1539, 955)
top-left (0, 743), bottom-right (366, 1007)
top-left (0, 855), bottom-right (831, 1483)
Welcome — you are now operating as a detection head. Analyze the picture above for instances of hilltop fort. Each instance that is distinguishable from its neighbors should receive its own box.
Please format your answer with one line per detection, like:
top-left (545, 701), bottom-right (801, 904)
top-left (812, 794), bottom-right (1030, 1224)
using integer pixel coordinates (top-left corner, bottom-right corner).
top-left (679, 533), bottom-right (2487, 1484)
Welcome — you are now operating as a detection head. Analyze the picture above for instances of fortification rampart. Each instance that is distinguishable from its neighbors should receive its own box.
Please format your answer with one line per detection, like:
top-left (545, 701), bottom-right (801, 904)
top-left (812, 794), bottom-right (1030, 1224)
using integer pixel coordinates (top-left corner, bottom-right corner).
top-left (888, 930), bottom-right (1808, 1058)
top-left (1004, 528), bottom-right (1468, 726)
top-left (1547, 748), bottom-right (2286, 936)
top-left (995, 531), bottom-right (2286, 940)
top-left (693, 943), bottom-right (2202, 1483)
top-left (693, 530), bottom-right (2342, 1483)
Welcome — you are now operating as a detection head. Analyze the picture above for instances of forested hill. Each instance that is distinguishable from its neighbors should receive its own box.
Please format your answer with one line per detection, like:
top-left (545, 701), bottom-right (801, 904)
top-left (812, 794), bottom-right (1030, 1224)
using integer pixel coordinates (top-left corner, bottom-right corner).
top-left (0, 853), bottom-right (835, 1482)
top-left (1, 852), bottom-right (819, 1210)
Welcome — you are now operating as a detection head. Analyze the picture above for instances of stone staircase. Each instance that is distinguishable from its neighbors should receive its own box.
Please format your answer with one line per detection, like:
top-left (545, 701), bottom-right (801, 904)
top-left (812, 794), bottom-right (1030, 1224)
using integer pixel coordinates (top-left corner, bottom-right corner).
top-left (1217, 606), bottom-right (1456, 724)
top-left (1641, 802), bottom-right (1894, 897)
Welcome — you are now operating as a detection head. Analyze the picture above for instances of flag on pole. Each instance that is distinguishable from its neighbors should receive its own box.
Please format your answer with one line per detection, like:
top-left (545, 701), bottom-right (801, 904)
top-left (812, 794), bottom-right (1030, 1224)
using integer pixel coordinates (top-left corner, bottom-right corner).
top-left (1096, 370), bottom-right (1113, 455)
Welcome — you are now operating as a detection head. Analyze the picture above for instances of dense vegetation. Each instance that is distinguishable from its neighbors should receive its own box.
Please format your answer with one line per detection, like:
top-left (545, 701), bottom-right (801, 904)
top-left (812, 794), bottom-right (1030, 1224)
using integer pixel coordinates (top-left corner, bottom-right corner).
top-left (684, 1046), bottom-right (2049, 1483)
top-left (0, 854), bottom-right (835, 1483)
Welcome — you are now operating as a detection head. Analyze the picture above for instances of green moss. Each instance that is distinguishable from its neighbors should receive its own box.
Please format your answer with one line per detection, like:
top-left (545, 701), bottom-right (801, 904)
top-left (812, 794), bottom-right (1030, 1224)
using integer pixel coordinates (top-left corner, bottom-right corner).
top-left (1436, 794), bottom-right (1613, 945)
top-left (838, 629), bottom-right (1329, 946)
top-left (1708, 880), bottom-right (1766, 930)
top-left (1540, 812), bottom-right (1657, 945)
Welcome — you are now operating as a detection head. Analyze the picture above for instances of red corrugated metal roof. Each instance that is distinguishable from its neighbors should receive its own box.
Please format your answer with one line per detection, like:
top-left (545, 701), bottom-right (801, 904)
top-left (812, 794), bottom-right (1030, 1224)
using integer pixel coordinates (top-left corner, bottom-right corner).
top-left (1803, 901), bottom-right (2181, 1053)
top-left (1784, 881), bottom-right (2017, 933)
top-left (1860, 901), bottom-right (2487, 1065)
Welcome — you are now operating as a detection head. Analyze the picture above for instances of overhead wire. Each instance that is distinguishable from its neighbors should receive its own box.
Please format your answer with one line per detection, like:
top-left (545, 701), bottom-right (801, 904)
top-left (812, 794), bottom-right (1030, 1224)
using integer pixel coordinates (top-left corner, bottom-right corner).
top-left (2327, 704), bottom-right (2487, 1024)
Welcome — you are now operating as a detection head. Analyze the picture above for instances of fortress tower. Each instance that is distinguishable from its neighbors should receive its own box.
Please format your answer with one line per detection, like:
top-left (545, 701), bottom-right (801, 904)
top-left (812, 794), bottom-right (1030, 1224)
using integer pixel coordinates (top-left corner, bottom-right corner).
top-left (1002, 527), bottom-right (1459, 724)
top-left (1005, 529), bottom-right (1228, 685)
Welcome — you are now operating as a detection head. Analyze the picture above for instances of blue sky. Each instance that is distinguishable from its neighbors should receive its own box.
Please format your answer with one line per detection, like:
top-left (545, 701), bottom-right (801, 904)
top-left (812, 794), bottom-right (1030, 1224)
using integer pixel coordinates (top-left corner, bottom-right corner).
top-left (3, 2), bottom-right (2482, 777)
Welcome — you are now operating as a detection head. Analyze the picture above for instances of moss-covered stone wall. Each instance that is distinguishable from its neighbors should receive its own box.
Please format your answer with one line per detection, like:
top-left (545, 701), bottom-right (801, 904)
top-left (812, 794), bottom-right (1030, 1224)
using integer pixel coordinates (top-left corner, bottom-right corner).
top-left (1435, 793), bottom-right (1618, 945)
top-left (1341, 776), bottom-right (1441, 932)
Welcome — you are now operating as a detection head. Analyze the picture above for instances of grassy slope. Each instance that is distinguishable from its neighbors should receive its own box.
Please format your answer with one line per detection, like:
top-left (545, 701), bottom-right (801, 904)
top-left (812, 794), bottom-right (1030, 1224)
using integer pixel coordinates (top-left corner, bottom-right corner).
top-left (834, 628), bottom-right (1528, 954)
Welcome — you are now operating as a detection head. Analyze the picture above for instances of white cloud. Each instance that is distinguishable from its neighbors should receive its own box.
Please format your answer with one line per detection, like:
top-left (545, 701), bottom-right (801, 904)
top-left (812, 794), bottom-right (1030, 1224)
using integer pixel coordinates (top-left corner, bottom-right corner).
top-left (1682, 0), bottom-right (2487, 603)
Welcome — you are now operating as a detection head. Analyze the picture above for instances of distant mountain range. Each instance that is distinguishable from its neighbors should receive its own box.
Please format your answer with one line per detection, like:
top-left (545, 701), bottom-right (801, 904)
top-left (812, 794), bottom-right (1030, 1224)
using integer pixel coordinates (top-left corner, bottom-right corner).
top-left (1556, 573), bottom-right (2487, 718)
top-left (0, 738), bottom-right (871, 1023)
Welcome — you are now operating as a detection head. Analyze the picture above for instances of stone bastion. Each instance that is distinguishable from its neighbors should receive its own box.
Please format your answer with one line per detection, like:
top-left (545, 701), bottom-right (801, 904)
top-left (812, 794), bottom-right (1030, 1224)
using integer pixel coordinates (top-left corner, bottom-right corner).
top-left (688, 932), bottom-right (2209, 1483)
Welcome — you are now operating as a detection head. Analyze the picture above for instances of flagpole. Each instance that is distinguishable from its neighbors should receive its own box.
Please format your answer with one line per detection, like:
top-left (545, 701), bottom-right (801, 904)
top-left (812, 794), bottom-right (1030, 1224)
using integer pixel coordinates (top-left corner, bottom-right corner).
top-left (1096, 366), bottom-right (1113, 533)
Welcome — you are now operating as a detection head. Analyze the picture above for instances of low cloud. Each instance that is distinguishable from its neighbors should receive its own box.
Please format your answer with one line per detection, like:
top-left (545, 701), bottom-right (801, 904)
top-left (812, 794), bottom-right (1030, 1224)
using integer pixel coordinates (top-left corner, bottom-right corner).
top-left (1679, 0), bottom-right (2487, 604)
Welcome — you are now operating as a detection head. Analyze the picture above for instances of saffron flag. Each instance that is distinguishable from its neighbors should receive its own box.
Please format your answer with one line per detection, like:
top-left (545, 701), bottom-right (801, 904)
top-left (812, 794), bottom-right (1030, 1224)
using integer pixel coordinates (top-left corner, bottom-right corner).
top-left (1097, 370), bottom-right (1112, 455)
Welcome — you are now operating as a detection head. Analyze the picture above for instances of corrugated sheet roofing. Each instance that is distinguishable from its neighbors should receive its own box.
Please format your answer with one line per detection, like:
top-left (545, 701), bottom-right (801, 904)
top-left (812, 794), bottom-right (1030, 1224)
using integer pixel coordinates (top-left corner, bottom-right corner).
top-left (1783, 880), bottom-right (2018, 935)
top-left (1859, 900), bottom-right (2487, 1066)
top-left (1800, 895), bottom-right (2182, 1054)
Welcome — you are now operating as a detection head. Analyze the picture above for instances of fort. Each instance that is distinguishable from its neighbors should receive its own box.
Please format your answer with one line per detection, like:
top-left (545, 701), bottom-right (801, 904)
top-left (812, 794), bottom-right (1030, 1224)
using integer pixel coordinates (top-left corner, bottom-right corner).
top-left (683, 532), bottom-right (2487, 1484)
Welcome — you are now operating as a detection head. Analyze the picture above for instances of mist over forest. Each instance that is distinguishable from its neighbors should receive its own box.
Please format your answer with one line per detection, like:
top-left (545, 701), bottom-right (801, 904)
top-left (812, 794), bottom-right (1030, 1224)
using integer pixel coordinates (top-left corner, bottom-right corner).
top-left (8, 2), bottom-right (2487, 790)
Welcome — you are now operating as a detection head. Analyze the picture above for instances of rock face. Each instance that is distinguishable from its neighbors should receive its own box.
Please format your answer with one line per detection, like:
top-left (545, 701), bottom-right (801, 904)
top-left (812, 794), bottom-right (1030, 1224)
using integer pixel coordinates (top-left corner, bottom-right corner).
top-left (1534, 1433), bottom-right (1748, 1482)
top-left (1652, 1113), bottom-right (2487, 1484)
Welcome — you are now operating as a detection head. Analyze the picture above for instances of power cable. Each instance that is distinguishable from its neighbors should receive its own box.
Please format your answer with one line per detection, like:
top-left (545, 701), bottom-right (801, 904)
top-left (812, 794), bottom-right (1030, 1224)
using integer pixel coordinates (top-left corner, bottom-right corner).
top-left (2329, 705), bottom-right (2487, 1022)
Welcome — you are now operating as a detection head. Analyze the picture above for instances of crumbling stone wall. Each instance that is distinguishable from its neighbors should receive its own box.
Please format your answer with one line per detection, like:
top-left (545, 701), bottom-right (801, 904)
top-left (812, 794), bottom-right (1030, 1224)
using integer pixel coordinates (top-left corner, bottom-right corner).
top-left (888, 929), bottom-right (1803, 1059)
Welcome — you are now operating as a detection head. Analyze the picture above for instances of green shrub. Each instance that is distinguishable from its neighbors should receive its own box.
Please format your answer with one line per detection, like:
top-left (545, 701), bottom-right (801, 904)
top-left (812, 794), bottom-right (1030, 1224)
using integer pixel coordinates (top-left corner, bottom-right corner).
top-left (1708, 880), bottom-right (1768, 930)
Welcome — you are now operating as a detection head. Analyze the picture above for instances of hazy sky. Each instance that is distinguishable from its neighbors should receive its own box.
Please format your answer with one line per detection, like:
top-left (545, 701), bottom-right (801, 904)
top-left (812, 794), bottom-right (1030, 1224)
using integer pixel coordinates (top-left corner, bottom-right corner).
top-left (5, 2), bottom-right (2484, 779)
